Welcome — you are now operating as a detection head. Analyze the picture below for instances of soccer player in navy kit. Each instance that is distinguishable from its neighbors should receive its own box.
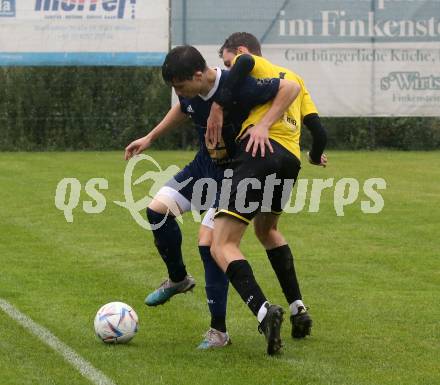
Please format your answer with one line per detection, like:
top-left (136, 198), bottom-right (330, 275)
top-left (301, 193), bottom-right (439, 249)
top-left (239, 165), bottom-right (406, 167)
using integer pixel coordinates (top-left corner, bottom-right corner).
top-left (125, 46), bottom-right (298, 353)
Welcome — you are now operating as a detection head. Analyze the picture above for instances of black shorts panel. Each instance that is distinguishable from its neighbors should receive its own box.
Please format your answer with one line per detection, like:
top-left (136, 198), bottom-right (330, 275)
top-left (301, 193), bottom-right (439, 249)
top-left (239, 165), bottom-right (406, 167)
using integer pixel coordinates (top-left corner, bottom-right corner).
top-left (216, 138), bottom-right (301, 223)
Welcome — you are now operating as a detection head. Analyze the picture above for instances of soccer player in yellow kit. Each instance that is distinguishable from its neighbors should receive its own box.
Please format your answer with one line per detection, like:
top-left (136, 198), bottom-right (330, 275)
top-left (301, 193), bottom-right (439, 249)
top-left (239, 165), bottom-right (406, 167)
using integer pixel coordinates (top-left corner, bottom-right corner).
top-left (208, 32), bottom-right (327, 166)
top-left (208, 33), bottom-right (327, 348)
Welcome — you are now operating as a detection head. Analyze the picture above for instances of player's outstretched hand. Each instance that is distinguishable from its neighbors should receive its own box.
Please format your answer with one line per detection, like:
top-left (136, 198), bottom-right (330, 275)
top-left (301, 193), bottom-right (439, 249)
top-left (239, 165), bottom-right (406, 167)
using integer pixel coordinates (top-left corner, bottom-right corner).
top-left (206, 102), bottom-right (223, 147)
top-left (125, 136), bottom-right (151, 160)
top-left (307, 151), bottom-right (327, 167)
top-left (242, 124), bottom-right (274, 157)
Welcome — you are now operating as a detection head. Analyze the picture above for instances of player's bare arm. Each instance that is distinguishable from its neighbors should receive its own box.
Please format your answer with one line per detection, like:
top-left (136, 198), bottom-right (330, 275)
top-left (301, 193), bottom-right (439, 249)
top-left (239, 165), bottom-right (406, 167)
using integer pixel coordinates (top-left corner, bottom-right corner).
top-left (206, 102), bottom-right (223, 147)
top-left (125, 103), bottom-right (187, 160)
top-left (243, 78), bottom-right (300, 157)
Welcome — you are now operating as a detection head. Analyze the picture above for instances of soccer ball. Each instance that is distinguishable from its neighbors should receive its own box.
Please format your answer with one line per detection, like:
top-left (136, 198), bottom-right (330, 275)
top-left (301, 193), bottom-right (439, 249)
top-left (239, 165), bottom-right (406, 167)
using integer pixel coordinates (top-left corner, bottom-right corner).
top-left (94, 302), bottom-right (139, 344)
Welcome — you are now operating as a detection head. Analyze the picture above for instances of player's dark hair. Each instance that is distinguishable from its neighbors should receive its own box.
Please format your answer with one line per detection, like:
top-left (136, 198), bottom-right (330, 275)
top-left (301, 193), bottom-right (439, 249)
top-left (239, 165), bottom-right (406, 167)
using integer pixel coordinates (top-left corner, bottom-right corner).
top-left (219, 32), bottom-right (262, 57)
top-left (162, 45), bottom-right (207, 83)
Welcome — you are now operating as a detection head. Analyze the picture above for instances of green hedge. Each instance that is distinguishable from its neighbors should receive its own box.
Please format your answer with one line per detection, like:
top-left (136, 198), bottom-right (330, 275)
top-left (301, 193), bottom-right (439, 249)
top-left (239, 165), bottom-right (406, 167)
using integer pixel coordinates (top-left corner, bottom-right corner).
top-left (0, 67), bottom-right (439, 151)
top-left (0, 67), bottom-right (173, 151)
top-left (301, 116), bottom-right (440, 151)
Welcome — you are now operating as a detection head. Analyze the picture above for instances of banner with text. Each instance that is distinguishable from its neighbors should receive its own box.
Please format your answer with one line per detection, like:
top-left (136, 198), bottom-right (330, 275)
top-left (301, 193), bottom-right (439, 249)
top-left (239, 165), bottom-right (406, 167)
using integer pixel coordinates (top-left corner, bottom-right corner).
top-left (0, 0), bottom-right (169, 66)
top-left (172, 0), bottom-right (440, 116)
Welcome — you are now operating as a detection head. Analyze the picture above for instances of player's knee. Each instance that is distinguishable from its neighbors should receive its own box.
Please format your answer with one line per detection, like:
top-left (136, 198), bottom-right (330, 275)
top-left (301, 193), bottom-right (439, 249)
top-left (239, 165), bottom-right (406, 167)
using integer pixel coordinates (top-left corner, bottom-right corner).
top-left (147, 199), bottom-right (169, 215)
top-left (255, 226), bottom-right (284, 249)
top-left (210, 238), bottom-right (227, 261)
top-left (148, 194), bottom-right (183, 217)
top-left (198, 225), bottom-right (213, 246)
top-left (210, 242), bottom-right (219, 260)
top-left (254, 222), bottom-right (274, 243)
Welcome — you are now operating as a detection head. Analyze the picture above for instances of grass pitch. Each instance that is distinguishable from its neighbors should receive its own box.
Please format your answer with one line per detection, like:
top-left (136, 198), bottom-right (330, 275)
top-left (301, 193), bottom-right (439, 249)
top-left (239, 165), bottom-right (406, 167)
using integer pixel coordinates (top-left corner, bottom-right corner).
top-left (0, 150), bottom-right (438, 385)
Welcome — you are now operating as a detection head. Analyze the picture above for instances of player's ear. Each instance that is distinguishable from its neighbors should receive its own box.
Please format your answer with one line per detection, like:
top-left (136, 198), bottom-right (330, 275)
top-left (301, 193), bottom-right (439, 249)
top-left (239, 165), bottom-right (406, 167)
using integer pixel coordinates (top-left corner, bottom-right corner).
top-left (237, 46), bottom-right (249, 54)
top-left (193, 71), bottom-right (203, 81)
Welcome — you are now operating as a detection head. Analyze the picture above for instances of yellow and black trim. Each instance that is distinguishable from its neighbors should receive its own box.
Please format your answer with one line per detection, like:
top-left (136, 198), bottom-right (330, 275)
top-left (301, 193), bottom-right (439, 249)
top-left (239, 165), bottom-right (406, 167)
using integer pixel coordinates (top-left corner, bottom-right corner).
top-left (214, 209), bottom-right (251, 224)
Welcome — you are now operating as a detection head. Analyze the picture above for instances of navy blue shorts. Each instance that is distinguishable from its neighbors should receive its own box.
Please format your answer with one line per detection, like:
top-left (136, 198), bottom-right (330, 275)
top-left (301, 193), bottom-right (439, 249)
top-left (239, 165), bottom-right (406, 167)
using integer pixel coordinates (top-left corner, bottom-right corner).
top-left (163, 151), bottom-right (225, 212)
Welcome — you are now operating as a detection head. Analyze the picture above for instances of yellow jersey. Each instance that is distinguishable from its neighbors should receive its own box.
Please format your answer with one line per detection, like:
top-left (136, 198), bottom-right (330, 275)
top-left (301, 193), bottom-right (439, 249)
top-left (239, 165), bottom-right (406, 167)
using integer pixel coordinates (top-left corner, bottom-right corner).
top-left (235, 55), bottom-right (318, 160)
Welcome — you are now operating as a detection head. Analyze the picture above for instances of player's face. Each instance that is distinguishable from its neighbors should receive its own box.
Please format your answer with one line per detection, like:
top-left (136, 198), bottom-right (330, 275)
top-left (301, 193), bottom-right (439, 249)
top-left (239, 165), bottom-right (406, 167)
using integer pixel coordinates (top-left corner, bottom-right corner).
top-left (222, 49), bottom-right (237, 69)
top-left (172, 75), bottom-right (202, 98)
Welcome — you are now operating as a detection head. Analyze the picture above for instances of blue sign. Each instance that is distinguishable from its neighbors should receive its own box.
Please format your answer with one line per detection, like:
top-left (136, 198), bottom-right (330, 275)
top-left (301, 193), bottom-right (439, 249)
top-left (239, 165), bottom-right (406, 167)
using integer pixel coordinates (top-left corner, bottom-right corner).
top-left (0, 0), bottom-right (16, 17)
top-left (0, 52), bottom-right (166, 66)
top-left (34, 0), bottom-right (137, 19)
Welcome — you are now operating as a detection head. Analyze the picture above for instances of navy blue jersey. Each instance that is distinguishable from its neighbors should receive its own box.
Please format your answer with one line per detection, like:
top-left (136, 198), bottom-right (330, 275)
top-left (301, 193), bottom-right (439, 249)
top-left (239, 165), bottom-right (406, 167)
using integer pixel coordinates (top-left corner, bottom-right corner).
top-left (179, 68), bottom-right (280, 163)
top-left (166, 68), bottom-right (280, 209)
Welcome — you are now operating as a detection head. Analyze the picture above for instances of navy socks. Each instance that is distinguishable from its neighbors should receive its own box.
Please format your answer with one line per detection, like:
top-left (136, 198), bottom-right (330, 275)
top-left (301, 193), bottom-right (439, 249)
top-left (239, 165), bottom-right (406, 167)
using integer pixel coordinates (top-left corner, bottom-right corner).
top-left (199, 246), bottom-right (228, 332)
top-left (147, 207), bottom-right (187, 282)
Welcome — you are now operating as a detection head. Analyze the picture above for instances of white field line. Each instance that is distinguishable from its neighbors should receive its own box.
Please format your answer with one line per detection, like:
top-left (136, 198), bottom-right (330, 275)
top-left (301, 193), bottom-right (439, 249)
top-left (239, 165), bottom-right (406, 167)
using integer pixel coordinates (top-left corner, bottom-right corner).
top-left (0, 298), bottom-right (117, 385)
